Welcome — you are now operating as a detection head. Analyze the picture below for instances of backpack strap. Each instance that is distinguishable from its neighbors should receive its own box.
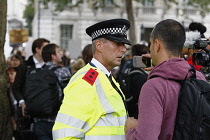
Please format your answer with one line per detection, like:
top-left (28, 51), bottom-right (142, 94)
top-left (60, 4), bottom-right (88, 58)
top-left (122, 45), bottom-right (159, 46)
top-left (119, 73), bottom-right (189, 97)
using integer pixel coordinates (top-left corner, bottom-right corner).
top-left (189, 69), bottom-right (196, 79)
top-left (129, 69), bottom-right (148, 77)
top-left (43, 65), bottom-right (63, 90)
top-left (180, 69), bottom-right (196, 81)
top-left (52, 66), bottom-right (63, 90)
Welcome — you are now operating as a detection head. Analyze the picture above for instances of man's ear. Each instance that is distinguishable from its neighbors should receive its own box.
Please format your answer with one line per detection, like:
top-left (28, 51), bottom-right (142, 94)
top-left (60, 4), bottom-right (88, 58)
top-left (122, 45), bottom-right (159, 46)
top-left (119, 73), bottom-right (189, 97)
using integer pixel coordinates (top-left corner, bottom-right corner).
top-left (51, 54), bottom-right (56, 61)
top-left (95, 40), bottom-right (103, 52)
top-left (155, 39), bottom-right (162, 52)
top-left (35, 47), bottom-right (40, 53)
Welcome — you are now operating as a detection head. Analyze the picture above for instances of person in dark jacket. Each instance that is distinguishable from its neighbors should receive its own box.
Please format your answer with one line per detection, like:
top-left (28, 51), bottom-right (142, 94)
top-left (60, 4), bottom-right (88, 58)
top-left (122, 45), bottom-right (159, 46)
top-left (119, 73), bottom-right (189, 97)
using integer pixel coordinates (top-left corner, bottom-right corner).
top-left (12, 38), bottom-right (50, 117)
top-left (33, 43), bottom-right (71, 140)
top-left (122, 44), bottom-right (150, 119)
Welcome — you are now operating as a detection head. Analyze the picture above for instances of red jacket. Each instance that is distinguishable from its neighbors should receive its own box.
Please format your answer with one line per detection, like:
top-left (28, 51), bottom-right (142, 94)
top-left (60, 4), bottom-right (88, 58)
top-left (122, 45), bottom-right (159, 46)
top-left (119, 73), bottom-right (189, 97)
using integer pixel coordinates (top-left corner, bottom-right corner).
top-left (187, 56), bottom-right (202, 71)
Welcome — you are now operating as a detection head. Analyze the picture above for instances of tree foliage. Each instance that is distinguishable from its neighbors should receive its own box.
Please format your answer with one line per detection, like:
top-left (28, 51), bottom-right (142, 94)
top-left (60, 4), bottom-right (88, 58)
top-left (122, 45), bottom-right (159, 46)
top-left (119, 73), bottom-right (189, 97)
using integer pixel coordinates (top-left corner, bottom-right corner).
top-left (41, 0), bottom-right (120, 11)
top-left (23, 0), bottom-right (34, 36)
top-left (187, 0), bottom-right (210, 17)
top-left (23, 0), bottom-right (210, 41)
top-left (23, 0), bottom-right (210, 21)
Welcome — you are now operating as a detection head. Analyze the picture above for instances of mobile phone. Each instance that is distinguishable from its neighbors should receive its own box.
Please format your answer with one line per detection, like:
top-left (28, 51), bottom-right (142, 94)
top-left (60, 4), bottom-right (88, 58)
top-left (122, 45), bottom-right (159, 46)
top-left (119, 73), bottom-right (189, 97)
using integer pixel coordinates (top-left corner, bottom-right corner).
top-left (133, 56), bottom-right (151, 68)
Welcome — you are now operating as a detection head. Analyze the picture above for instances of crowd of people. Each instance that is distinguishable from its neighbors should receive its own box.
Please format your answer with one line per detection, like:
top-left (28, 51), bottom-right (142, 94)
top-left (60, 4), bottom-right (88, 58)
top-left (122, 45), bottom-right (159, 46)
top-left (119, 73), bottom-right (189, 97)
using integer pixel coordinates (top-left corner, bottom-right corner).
top-left (5, 39), bottom-right (93, 140)
top-left (4, 18), bottom-right (210, 140)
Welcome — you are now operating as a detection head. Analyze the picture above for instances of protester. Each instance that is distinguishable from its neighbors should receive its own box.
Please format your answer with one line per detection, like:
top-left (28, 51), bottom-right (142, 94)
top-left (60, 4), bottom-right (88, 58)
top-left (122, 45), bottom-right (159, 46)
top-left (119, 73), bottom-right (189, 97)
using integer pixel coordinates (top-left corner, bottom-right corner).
top-left (125, 19), bottom-right (206, 140)
top-left (53, 18), bottom-right (131, 139)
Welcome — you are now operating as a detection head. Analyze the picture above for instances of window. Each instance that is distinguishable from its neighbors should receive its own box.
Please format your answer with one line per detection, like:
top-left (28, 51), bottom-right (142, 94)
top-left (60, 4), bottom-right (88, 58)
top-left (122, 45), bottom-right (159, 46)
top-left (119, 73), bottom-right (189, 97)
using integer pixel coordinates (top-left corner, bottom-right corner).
top-left (182, 0), bottom-right (190, 7)
top-left (142, 0), bottom-right (155, 14)
top-left (60, 25), bottom-right (73, 50)
top-left (102, 0), bottom-right (114, 12)
top-left (182, 0), bottom-right (196, 15)
top-left (143, 0), bottom-right (154, 6)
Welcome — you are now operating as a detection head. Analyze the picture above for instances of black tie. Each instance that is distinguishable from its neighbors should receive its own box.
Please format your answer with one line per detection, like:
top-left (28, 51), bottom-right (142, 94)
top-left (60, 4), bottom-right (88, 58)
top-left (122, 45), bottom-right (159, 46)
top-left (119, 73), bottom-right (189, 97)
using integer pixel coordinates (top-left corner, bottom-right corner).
top-left (107, 74), bottom-right (127, 111)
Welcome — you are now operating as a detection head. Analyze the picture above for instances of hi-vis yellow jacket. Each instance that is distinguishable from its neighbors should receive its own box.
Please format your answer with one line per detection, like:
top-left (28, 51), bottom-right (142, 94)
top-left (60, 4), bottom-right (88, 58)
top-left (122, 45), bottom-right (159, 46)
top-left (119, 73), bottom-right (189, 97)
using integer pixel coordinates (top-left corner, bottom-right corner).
top-left (52, 64), bottom-right (127, 140)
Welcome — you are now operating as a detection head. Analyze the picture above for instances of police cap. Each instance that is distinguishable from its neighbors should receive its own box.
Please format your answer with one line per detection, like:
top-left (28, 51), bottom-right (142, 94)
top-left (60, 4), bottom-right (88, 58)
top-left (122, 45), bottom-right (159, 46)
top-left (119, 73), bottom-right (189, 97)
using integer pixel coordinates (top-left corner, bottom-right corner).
top-left (86, 18), bottom-right (131, 45)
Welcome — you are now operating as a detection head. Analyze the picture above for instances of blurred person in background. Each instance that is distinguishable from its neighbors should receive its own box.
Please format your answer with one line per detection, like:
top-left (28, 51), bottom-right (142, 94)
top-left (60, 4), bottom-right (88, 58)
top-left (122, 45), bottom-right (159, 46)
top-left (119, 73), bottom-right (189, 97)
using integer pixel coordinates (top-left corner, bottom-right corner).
top-left (182, 22), bottom-right (207, 71)
top-left (61, 49), bottom-right (71, 67)
top-left (82, 44), bottom-right (93, 64)
top-left (10, 54), bottom-right (23, 68)
top-left (31, 43), bottom-right (71, 140)
top-left (11, 38), bottom-right (50, 140)
top-left (6, 67), bottom-right (18, 139)
top-left (122, 44), bottom-right (150, 119)
top-left (70, 58), bottom-right (85, 75)
top-left (6, 67), bottom-right (32, 140)
top-left (12, 38), bottom-right (50, 117)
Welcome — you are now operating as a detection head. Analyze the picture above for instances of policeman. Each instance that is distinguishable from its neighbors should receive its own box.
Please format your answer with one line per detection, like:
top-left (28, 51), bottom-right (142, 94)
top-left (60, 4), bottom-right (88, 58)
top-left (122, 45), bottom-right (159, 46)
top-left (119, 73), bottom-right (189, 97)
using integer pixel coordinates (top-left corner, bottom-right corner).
top-left (52, 18), bottom-right (131, 140)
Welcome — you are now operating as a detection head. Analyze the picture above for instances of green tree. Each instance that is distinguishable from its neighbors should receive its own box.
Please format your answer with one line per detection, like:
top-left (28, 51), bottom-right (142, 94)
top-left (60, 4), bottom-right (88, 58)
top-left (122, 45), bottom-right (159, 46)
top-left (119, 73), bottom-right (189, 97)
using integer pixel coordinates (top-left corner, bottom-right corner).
top-left (125, 0), bottom-right (136, 44)
top-left (0, 0), bottom-right (13, 139)
top-left (24, 0), bottom-right (210, 43)
top-left (185, 0), bottom-right (210, 17)
top-left (24, 0), bottom-right (34, 36)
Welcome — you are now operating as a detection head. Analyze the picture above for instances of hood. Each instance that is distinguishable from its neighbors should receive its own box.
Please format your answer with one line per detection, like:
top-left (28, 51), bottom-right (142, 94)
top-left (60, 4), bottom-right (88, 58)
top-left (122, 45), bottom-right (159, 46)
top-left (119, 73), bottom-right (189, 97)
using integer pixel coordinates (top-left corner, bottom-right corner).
top-left (148, 58), bottom-right (191, 81)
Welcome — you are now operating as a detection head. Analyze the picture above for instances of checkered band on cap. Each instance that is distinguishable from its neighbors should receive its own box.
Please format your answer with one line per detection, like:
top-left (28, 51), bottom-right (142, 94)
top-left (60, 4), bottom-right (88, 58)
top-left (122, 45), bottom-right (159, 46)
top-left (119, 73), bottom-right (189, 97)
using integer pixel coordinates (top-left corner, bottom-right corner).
top-left (91, 25), bottom-right (127, 40)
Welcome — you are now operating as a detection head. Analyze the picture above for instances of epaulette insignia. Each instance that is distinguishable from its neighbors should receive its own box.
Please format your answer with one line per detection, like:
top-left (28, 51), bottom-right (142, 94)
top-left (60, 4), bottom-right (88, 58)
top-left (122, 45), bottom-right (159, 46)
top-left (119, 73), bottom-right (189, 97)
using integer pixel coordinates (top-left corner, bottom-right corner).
top-left (82, 68), bottom-right (99, 85)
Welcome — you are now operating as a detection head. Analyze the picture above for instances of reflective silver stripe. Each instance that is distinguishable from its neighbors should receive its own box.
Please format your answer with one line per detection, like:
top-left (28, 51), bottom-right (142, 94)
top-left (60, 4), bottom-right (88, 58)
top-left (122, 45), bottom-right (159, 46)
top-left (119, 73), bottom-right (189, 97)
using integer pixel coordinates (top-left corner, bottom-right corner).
top-left (125, 96), bottom-right (133, 102)
top-left (61, 68), bottom-right (126, 140)
top-left (95, 113), bottom-right (126, 126)
top-left (85, 135), bottom-right (125, 140)
top-left (53, 128), bottom-right (84, 140)
top-left (55, 113), bottom-right (90, 132)
top-left (95, 78), bottom-right (115, 113)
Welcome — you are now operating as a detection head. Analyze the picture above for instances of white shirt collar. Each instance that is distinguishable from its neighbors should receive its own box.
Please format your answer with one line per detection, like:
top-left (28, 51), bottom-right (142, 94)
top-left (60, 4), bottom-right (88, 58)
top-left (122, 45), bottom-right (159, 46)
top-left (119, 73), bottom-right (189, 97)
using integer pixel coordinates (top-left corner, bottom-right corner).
top-left (33, 56), bottom-right (44, 68)
top-left (91, 58), bottom-right (111, 76)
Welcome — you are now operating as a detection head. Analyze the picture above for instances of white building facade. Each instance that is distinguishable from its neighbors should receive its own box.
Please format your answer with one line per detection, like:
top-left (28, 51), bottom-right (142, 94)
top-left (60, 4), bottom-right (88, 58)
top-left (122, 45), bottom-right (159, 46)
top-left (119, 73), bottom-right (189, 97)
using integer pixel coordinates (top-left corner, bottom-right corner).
top-left (32, 0), bottom-right (210, 59)
top-left (4, 0), bottom-right (27, 59)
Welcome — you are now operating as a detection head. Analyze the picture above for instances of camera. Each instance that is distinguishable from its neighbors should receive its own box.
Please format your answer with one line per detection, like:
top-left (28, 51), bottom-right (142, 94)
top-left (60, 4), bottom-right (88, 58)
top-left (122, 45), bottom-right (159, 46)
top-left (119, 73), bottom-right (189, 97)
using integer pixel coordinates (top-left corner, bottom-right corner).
top-left (192, 38), bottom-right (210, 80)
top-left (193, 39), bottom-right (210, 49)
top-left (192, 39), bottom-right (210, 67)
top-left (133, 56), bottom-right (151, 68)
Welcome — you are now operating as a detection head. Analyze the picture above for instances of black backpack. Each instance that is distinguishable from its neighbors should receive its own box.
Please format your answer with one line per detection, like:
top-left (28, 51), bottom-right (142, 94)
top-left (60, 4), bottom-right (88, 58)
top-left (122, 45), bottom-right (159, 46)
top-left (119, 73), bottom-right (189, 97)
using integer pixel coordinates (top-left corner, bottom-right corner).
top-left (173, 69), bottom-right (210, 140)
top-left (117, 60), bottom-right (133, 94)
top-left (118, 59), bottom-right (148, 94)
top-left (24, 65), bottom-right (62, 117)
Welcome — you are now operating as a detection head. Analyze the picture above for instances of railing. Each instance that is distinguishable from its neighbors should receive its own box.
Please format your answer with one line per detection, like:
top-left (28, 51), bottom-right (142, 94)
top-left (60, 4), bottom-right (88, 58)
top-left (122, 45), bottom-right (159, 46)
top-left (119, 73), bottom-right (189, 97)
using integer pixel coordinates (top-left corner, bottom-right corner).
top-left (102, 6), bottom-right (114, 12)
top-left (183, 8), bottom-right (197, 15)
top-left (143, 6), bottom-right (156, 14)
